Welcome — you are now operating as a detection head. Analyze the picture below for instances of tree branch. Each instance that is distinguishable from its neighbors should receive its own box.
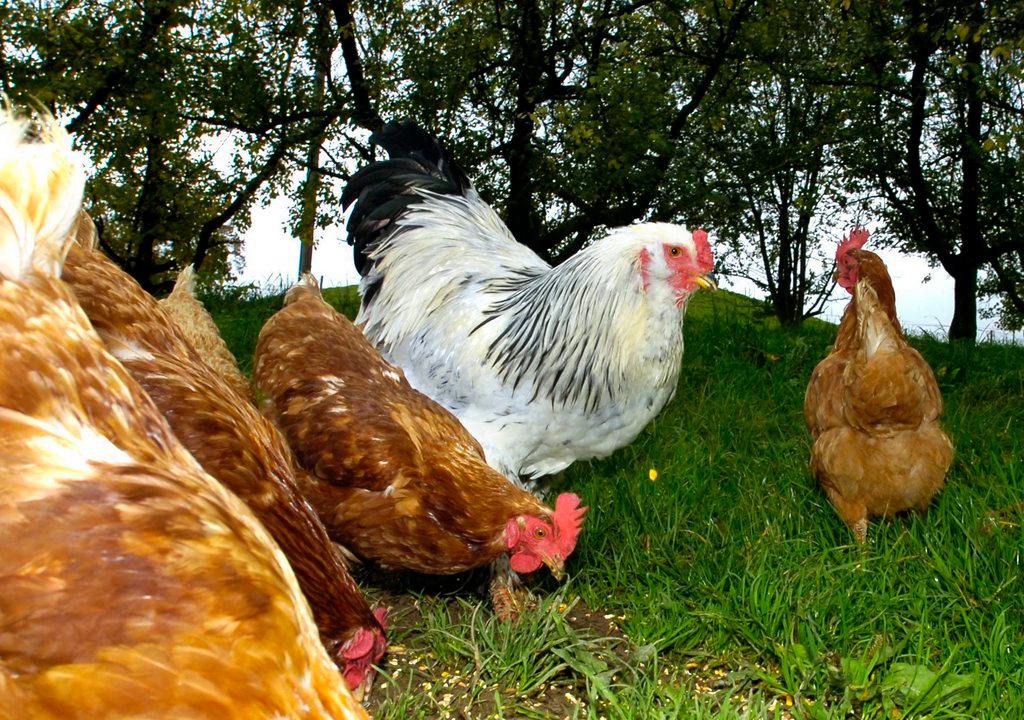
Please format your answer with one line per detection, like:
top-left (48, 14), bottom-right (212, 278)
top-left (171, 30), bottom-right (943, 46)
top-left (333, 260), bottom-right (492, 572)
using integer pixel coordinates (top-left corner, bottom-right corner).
top-left (192, 115), bottom-right (337, 270)
top-left (989, 255), bottom-right (1024, 316)
top-left (539, 0), bottom-right (754, 254)
top-left (327, 0), bottom-right (383, 132)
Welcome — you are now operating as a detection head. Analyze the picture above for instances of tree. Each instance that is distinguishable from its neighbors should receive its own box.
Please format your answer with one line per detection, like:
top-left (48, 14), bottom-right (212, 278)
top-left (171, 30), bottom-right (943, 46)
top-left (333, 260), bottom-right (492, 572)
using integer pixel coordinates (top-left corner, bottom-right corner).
top-left (841, 0), bottom-right (1024, 340)
top-left (4, 0), bottom-right (346, 290)
top-left (704, 0), bottom-right (855, 327)
top-left (713, 75), bottom-right (848, 326)
top-left (344, 0), bottom-right (757, 263)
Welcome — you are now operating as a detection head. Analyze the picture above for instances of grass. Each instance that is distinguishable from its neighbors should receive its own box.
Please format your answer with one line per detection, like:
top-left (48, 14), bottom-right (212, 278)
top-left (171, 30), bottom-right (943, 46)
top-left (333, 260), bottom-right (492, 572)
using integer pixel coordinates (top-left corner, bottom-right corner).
top-left (204, 284), bottom-right (1024, 719)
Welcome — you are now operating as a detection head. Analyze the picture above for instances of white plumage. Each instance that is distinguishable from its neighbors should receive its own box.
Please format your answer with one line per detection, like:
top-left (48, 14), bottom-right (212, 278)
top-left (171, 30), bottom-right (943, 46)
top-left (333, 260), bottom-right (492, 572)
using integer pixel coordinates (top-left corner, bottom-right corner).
top-left (346, 122), bottom-right (715, 481)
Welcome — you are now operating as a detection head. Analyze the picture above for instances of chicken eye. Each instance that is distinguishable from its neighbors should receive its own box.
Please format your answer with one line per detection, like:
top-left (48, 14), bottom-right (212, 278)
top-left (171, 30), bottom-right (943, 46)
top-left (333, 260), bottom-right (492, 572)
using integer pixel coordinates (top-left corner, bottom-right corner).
top-left (534, 527), bottom-right (547, 539)
top-left (669, 246), bottom-right (681, 257)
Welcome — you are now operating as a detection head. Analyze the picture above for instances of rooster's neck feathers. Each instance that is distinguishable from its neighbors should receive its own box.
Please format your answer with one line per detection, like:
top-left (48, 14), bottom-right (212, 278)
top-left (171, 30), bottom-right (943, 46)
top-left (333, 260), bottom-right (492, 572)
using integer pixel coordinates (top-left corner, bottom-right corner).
top-left (476, 230), bottom-right (668, 414)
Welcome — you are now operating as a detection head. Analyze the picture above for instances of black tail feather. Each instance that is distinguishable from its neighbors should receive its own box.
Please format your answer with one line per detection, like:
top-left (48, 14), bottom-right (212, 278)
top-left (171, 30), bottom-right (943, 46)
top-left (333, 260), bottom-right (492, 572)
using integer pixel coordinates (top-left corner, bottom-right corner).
top-left (343, 120), bottom-right (472, 277)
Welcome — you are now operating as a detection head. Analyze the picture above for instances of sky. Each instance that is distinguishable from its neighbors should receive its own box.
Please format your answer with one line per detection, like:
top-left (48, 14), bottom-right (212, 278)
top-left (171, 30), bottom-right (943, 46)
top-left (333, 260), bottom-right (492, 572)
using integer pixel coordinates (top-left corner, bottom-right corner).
top-left (236, 195), bottom-right (1014, 343)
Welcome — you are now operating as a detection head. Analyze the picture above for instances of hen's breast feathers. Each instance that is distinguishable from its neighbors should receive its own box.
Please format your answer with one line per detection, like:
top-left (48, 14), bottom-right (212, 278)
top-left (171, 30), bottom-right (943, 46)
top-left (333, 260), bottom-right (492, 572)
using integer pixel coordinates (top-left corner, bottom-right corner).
top-left (843, 282), bottom-right (943, 430)
top-left (807, 267), bottom-right (944, 437)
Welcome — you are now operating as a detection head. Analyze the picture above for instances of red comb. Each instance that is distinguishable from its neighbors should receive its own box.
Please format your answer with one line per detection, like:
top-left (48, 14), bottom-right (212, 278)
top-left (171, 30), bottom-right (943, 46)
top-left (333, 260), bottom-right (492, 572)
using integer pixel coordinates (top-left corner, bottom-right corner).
top-left (372, 606), bottom-right (389, 630)
top-left (553, 492), bottom-right (587, 556)
top-left (837, 227), bottom-right (869, 260)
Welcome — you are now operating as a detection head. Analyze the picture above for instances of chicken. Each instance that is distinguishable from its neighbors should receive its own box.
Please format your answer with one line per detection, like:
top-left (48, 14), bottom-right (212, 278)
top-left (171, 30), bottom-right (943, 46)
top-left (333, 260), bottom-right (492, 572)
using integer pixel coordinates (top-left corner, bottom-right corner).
top-left (343, 121), bottom-right (716, 483)
top-left (158, 265), bottom-right (254, 402)
top-left (804, 229), bottom-right (953, 542)
top-left (59, 240), bottom-right (387, 695)
top-left (253, 275), bottom-right (586, 617)
top-left (0, 109), bottom-right (366, 719)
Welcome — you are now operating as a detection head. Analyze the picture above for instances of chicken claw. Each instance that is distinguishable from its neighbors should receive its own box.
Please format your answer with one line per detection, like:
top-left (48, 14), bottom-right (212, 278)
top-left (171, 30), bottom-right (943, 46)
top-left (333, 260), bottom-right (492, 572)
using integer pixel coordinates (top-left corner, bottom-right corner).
top-left (489, 555), bottom-right (535, 621)
top-left (490, 577), bottom-right (533, 622)
top-left (852, 518), bottom-right (869, 544)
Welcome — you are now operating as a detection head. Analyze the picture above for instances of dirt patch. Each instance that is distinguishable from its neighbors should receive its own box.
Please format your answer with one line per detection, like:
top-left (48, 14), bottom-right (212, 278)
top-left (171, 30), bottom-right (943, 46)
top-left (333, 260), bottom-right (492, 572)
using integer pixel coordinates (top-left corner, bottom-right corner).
top-left (355, 570), bottom-right (796, 719)
top-left (358, 573), bottom-right (631, 719)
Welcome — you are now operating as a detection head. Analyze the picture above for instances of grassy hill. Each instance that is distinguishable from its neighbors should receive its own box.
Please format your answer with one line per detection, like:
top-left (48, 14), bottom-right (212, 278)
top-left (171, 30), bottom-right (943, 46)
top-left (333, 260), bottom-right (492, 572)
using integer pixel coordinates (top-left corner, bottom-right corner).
top-left (206, 286), bottom-right (1023, 719)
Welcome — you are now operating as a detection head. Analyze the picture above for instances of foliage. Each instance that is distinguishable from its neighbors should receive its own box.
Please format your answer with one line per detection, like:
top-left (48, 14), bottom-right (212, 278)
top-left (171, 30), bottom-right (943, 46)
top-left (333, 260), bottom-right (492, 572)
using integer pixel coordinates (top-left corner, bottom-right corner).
top-left (707, 0), bottom-right (853, 326)
top-left (3, 0), bottom-right (349, 290)
top-left (838, 0), bottom-right (1024, 338)
top-left (6, 0), bottom-right (1024, 334)
top-left (351, 0), bottom-right (757, 261)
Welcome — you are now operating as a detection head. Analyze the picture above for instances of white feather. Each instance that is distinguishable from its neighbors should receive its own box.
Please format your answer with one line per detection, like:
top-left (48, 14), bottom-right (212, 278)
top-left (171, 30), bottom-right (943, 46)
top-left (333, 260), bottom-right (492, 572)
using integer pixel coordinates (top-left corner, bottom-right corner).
top-left (358, 189), bottom-right (703, 480)
top-left (0, 109), bottom-right (85, 281)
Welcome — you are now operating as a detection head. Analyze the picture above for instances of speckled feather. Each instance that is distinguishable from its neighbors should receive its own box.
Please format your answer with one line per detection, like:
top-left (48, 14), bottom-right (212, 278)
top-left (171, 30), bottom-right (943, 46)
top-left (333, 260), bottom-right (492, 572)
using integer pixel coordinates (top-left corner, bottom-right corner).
top-left (61, 242), bottom-right (384, 676)
top-left (344, 122), bottom-right (713, 480)
top-left (805, 247), bottom-right (952, 540)
top-left (0, 110), bottom-right (366, 718)
top-left (254, 277), bottom-right (554, 575)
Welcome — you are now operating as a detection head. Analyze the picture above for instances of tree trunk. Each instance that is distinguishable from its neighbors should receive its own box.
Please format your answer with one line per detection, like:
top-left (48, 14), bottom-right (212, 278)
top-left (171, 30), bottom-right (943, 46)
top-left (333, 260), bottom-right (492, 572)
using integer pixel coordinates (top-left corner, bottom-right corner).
top-left (504, 0), bottom-right (546, 259)
top-left (129, 123), bottom-right (172, 291)
top-left (949, 264), bottom-right (978, 341)
top-left (297, 1), bottom-right (331, 277)
top-left (328, 0), bottom-right (382, 132)
top-left (949, 0), bottom-right (983, 343)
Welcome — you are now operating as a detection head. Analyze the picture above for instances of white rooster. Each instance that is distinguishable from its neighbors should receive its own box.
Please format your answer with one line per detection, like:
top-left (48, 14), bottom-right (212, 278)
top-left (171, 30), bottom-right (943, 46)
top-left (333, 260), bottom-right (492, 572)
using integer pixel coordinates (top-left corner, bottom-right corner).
top-left (343, 121), bottom-right (715, 483)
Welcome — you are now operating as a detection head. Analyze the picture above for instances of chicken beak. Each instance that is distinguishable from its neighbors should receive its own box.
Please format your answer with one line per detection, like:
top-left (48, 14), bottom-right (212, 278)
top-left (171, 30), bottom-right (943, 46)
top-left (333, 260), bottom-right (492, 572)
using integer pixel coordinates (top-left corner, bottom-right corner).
top-left (542, 555), bottom-right (565, 581)
top-left (694, 274), bottom-right (717, 291)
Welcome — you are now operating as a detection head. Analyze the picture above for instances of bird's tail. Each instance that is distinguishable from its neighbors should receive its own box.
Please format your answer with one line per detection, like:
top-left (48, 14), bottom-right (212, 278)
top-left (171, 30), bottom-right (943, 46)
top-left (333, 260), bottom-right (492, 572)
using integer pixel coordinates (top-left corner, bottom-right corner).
top-left (0, 109), bottom-right (85, 283)
top-left (168, 264), bottom-right (197, 299)
top-left (284, 272), bottom-right (321, 306)
top-left (342, 120), bottom-right (472, 278)
top-left (73, 210), bottom-right (98, 250)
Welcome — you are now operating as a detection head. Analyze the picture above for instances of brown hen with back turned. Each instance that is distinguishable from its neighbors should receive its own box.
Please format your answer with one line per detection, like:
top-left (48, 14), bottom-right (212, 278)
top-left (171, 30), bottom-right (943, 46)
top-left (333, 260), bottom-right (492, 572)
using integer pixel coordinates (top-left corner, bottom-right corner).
top-left (158, 264), bottom-right (254, 402)
top-left (0, 110), bottom-right (366, 719)
top-left (61, 229), bottom-right (386, 694)
top-left (805, 229), bottom-right (953, 542)
top-left (254, 276), bottom-right (586, 617)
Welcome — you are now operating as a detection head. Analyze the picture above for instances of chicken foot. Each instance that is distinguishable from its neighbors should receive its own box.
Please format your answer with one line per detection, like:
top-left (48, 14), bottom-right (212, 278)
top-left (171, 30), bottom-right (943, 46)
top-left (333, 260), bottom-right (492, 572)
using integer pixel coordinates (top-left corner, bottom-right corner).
top-left (822, 483), bottom-right (869, 543)
top-left (489, 555), bottom-right (534, 622)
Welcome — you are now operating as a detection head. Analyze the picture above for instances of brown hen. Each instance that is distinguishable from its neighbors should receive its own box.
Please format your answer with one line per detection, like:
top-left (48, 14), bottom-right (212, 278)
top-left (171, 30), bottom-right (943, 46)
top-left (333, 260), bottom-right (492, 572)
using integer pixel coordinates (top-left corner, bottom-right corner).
top-left (0, 110), bottom-right (366, 719)
top-left (61, 234), bottom-right (386, 693)
top-left (805, 229), bottom-right (953, 542)
top-left (253, 276), bottom-right (586, 616)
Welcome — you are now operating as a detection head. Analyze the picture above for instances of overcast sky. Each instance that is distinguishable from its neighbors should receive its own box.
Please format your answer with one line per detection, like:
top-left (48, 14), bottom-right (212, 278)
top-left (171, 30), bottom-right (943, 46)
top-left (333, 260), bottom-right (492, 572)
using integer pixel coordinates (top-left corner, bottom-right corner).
top-left (236, 196), bottom-right (1013, 343)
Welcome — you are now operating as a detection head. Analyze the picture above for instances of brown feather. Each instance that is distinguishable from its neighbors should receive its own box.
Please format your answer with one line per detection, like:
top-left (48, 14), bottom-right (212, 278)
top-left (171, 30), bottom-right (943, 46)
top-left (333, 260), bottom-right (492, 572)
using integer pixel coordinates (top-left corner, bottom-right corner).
top-left (0, 269), bottom-right (365, 719)
top-left (254, 278), bottom-right (552, 575)
top-left (60, 243), bottom-right (384, 669)
top-left (158, 264), bottom-right (254, 402)
top-left (805, 249), bottom-right (952, 541)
